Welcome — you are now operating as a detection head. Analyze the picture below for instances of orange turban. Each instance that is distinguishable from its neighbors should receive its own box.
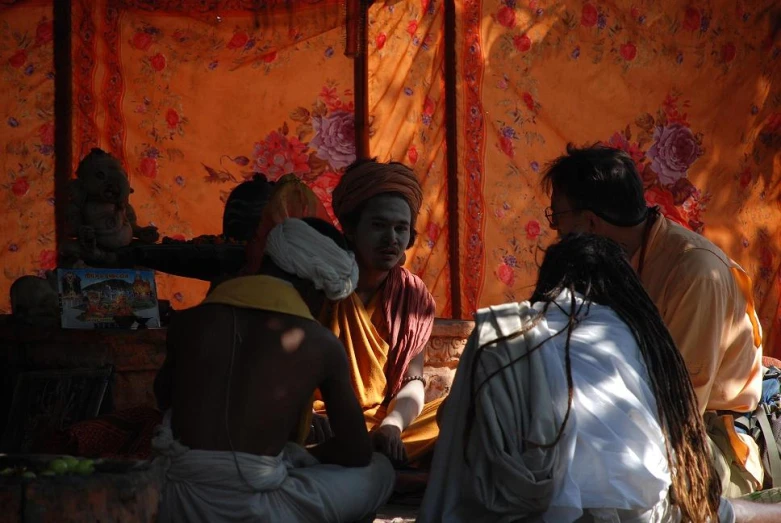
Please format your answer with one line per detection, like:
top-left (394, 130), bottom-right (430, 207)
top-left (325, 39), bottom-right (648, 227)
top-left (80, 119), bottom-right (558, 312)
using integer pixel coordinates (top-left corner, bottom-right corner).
top-left (332, 161), bottom-right (423, 225)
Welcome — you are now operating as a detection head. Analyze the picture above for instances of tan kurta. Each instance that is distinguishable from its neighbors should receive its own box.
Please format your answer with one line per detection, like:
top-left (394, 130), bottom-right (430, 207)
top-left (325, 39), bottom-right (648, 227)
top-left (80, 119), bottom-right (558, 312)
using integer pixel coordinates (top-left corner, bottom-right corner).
top-left (632, 215), bottom-right (763, 414)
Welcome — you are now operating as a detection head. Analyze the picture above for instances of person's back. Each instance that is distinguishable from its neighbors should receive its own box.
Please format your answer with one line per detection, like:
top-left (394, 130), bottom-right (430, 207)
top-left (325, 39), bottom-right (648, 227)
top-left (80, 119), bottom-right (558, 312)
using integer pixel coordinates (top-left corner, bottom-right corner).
top-left (153, 218), bottom-right (394, 523)
top-left (540, 291), bottom-right (671, 518)
top-left (637, 214), bottom-right (762, 414)
top-left (420, 234), bottom-right (724, 523)
top-left (168, 304), bottom-right (346, 458)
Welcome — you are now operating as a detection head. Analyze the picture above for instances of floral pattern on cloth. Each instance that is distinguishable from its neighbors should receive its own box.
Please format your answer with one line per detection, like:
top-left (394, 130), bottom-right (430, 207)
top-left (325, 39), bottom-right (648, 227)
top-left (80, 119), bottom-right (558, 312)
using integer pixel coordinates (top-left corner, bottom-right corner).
top-left (607, 93), bottom-right (709, 233)
top-left (461, 0), bottom-right (781, 356)
top-left (367, 0), bottom-right (452, 316)
top-left (201, 83), bottom-right (354, 225)
top-left (0, 4), bottom-right (56, 311)
top-left (68, 0), bottom-right (350, 309)
top-left (0, 0), bottom-right (779, 360)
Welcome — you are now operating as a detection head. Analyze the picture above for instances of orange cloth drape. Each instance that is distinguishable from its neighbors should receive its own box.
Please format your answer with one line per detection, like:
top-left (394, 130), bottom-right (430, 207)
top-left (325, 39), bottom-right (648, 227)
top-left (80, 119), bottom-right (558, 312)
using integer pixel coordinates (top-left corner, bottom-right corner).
top-left (366, 1), bottom-right (453, 316)
top-left (451, 0), bottom-right (781, 356)
top-left (68, 0), bottom-right (351, 310)
top-left (318, 267), bottom-right (435, 403)
top-left (0, 1), bottom-right (57, 304)
top-left (0, 0), bottom-right (779, 360)
top-left (320, 292), bottom-right (390, 410)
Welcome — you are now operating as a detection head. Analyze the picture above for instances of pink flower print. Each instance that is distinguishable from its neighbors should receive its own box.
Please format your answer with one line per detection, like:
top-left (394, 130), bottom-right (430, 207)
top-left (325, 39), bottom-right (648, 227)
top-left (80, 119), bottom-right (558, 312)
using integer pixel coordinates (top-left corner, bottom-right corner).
top-left (253, 131), bottom-right (311, 179)
top-left (308, 171), bottom-right (343, 222)
top-left (581, 4), bottom-right (598, 27)
top-left (408, 145), bottom-right (419, 164)
top-left (39, 250), bottom-right (57, 270)
top-left (310, 111), bottom-right (356, 170)
top-left (513, 34), bottom-right (531, 52)
top-left (647, 123), bottom-right (702, 185)
top-left (497, 263), bottom-right (515, 287)
top-left (12, 177), bottom-right (30, 197)
top-left (525, 219), bottom-right (541, 240)
top-left (607, 132), bottom-right (645, 167)
top-left (131, 31), bottom-right (153, 51)
top-left (227, 32), bottom-right (249, 50)
top-left (497, 6), bottom-right (516, 28)
top-left (427, 222), bottom-right (441, 242)
top-left (150, 53), bottom-right (166, 71)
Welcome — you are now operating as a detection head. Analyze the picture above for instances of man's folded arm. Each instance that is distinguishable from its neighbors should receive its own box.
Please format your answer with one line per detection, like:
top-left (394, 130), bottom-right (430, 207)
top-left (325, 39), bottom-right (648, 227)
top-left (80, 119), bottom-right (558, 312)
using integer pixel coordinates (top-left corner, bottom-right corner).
top-left (308, 335), bottom-right (372, 467)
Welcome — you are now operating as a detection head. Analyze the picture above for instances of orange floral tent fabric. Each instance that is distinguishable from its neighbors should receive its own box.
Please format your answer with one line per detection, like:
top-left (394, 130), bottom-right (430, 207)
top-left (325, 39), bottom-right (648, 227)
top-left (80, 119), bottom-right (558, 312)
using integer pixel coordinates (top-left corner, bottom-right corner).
top-left (0, 0), bottom-right (779, 356)
top-left (0, 0), bottom-right (56, 292)
top-left (70, 0), bottom-right (352, 307)
top-left (452, 0), bottom-right (781, 355)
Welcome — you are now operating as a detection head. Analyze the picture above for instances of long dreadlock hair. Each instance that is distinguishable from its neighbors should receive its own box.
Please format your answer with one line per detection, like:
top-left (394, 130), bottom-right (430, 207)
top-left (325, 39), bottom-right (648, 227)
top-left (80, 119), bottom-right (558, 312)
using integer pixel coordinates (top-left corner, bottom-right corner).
top-left (464, 233), bottom-right (721, 522)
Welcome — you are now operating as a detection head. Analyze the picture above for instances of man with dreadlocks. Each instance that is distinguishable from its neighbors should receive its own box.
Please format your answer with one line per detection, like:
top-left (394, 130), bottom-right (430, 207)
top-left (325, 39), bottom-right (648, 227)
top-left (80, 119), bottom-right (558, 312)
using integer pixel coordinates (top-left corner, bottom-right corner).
top-left (541, 144), bottom-right (764, 497)
top-left (420, 234), bottom-right (779, 523)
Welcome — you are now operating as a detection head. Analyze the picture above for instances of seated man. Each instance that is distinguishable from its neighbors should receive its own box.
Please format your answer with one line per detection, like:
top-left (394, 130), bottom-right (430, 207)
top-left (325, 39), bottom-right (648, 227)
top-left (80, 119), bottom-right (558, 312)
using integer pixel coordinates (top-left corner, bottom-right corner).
top-left (153, 217), bottom-right (394, 523)
top-left (315, 158), bottom-right (439, 465)
top-left (420, 234), bottom-right (778, 523)
top-left (542, 144), bottom-right (764, 496)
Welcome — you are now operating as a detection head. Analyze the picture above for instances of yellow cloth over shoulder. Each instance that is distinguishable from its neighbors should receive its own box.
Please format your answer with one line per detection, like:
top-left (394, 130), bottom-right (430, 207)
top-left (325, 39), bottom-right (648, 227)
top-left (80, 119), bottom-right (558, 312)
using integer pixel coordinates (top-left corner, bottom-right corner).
top-left (315, 291), bottom-right (442, 462)
top-left (203, 275), bottom-right (314, 320)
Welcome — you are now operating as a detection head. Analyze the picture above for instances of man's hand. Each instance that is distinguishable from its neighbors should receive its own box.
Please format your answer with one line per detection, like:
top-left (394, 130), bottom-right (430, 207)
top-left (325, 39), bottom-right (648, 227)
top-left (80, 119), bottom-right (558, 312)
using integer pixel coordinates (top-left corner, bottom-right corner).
top-left (306, 414), bottom-right (333, 445)
top-left (372, 425), bottom-right (407, 465)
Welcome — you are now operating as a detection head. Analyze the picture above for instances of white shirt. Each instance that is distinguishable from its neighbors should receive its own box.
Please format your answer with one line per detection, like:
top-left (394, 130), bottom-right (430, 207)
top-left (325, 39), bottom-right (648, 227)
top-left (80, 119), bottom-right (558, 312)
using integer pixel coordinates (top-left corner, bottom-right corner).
top-left (538, 291), bottom-right (670, 521)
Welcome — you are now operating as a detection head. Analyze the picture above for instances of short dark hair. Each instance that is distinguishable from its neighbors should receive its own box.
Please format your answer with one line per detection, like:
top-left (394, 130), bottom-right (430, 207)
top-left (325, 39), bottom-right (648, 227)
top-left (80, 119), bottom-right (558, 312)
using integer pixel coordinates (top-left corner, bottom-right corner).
top-left (223, 174), bottom-right (275, 241)
top-left (542, 144), bottom-right (647, 226)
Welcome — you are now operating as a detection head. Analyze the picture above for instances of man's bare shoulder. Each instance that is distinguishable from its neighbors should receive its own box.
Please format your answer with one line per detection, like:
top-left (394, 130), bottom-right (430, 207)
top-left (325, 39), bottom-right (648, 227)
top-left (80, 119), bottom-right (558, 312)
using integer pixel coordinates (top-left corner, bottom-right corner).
top-left (299, 321), bottom-right (344, 353)
top-left (173, 305), bottom-right (338, 338)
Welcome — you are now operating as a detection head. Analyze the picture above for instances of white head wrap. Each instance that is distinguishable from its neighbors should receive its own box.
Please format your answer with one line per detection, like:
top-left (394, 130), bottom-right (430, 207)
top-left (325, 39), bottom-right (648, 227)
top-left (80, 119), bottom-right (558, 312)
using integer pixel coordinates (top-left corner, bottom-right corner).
top-left (264, 218), bottom-right (359, 301)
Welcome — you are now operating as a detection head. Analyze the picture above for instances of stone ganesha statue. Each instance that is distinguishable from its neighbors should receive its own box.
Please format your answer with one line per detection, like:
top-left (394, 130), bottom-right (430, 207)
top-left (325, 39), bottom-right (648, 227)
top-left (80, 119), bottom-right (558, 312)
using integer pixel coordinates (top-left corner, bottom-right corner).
top-left (62, 148), bottom-right (159, 266)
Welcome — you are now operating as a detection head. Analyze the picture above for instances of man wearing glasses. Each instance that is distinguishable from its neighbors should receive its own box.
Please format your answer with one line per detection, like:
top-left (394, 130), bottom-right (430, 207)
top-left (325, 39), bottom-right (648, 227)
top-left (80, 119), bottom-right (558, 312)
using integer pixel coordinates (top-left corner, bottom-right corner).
top-left (541, 144), bottom-right (764, 499)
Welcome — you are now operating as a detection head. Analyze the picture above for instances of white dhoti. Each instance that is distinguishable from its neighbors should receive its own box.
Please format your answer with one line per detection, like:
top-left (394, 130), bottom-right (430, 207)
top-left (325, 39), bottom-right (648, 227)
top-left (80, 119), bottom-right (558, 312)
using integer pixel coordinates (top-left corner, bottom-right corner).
top-left (152, 413), bottom-right (394, 523)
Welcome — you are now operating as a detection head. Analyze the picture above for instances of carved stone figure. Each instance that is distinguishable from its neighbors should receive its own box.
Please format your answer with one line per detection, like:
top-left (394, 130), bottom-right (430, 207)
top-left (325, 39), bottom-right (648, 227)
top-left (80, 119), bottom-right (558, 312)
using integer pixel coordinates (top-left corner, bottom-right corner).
top-left (61, 148), bottom-right (158, 266)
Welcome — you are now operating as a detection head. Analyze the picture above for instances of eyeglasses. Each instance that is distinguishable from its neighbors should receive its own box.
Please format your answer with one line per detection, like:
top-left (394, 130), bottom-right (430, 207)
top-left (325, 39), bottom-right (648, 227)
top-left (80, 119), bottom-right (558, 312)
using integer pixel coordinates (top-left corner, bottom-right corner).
top-left (544, 207), bottom-right (579, 227)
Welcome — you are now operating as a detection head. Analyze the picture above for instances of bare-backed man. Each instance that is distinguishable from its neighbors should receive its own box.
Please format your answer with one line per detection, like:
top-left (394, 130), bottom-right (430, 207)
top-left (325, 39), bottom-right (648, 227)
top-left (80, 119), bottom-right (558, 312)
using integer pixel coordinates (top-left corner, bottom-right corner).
top-left (153, 217), bottom-right (394, 523)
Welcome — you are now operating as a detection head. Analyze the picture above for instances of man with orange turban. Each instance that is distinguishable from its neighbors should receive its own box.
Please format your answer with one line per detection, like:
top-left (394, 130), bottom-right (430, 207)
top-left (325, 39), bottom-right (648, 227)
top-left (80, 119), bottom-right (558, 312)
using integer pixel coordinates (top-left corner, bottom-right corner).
top-left (312, 158), bottom-right (441, 465)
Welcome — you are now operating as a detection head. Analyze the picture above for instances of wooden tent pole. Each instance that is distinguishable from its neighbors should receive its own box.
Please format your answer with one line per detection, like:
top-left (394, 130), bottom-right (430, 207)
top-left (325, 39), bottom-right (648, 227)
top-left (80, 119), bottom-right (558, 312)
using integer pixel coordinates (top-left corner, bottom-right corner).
top-left (444, 0), bottom-right (463, 319)
top-left (54, 0), bottom-right (73, 264)
top-left (350, 0), bottom-right (371, 159)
